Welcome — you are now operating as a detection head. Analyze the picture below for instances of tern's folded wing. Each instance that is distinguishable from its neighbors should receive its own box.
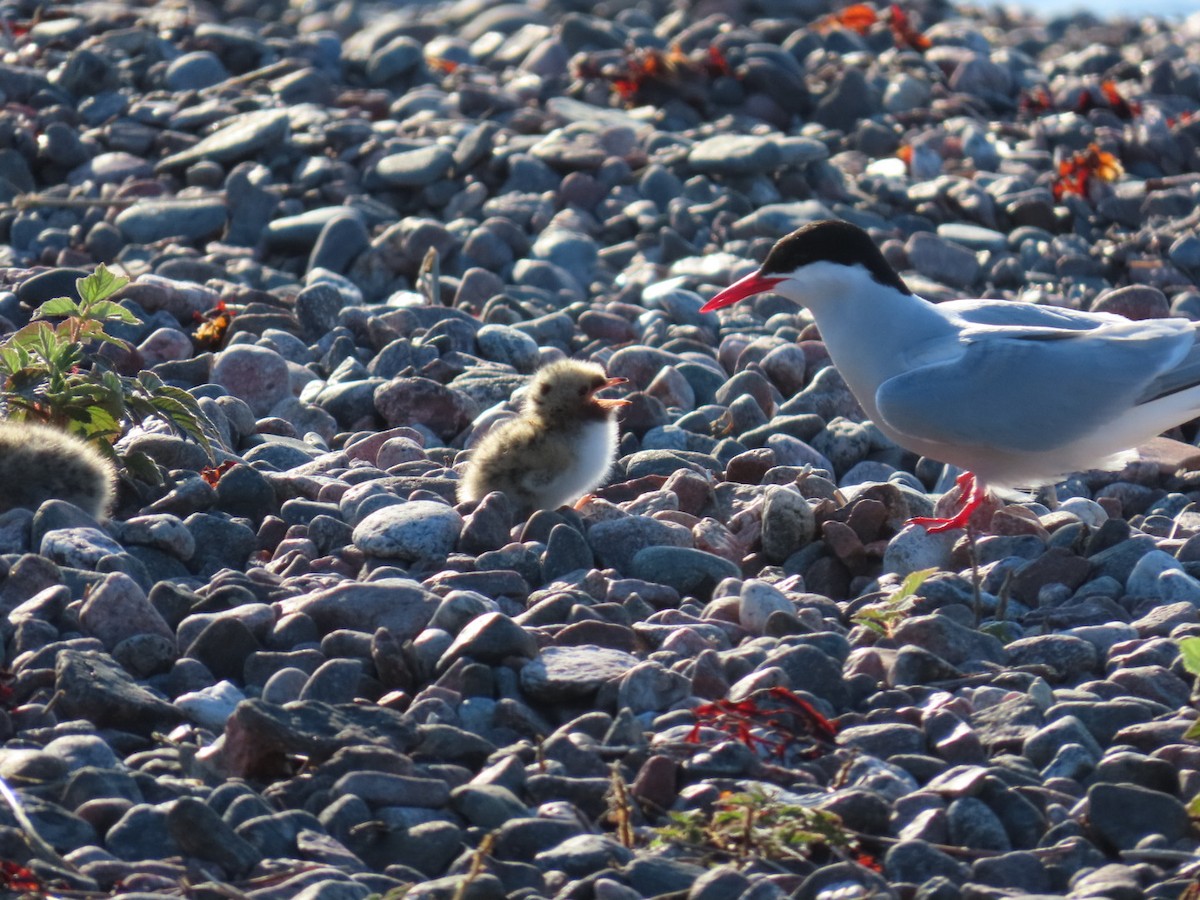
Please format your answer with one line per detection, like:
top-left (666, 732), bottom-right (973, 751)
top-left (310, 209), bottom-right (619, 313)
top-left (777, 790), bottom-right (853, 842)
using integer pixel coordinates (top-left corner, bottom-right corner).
top-left (875, 319), bottom-right (1196, 454)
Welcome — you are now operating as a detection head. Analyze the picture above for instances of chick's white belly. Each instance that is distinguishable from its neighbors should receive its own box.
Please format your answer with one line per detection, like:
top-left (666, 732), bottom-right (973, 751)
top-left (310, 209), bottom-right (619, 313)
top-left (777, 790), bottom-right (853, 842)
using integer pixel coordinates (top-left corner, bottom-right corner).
top-left (532, 419), bottom-right (618, 506)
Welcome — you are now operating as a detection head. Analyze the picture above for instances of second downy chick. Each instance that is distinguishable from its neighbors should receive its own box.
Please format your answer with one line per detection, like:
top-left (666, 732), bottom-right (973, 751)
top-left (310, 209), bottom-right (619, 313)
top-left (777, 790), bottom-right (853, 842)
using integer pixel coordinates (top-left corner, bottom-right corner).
top-left (458, 359), bottom-right (630, 516)
top-left (0, 421), bottom-right (117, 519)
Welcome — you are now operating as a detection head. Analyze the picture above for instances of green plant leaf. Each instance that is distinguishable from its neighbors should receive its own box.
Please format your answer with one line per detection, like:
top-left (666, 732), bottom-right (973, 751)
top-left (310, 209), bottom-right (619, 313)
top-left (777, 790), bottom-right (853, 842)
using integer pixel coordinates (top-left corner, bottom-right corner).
top-left (2, 396), bottom-right (44, 419)
top-left (136, 370), bottom-right (165, 391)
top-left (980, 621), bottom-right (1021, 642)
top-left (0, 345), bottom-right (28, 375)
top-left (63, 380), bottom-right (122, 412)
top-left (130, 376), bottom-right (216, 456)
top-left (82, 300), bottom-right (140, 325)
top-left (896, 567), bottom-right (938, 600)
top-left (1179, 636), bottom-right (1200, 677)
top-left (0, 264), bottom-right (219, 472)
top-left (77, 264), bottom-right (129, 304)
top-left (80, 328), bottom-right (133, 349)
top-left (34, 297), bottom-right (83, 319)
top-left (120, 449), bottom-right (162, 485)
top-left (1189, 792), bottom-right (1200, 817)
top-left (1186, 719), bottom-right (1200, 741)
top-left (152, 381), bottom-right (205, 415)
top-left (850, 607), bottom-right (891, 636)
top-left (8, 321), bottom-right (55, 353)
top-left (5, 366), bottom-right (48, 394)
top-left (651, 789), bottom-right (855, 864)
top-left (152, 398), bottom-right (215, 455)
top-left (35, 324), bottom-right (66, 366)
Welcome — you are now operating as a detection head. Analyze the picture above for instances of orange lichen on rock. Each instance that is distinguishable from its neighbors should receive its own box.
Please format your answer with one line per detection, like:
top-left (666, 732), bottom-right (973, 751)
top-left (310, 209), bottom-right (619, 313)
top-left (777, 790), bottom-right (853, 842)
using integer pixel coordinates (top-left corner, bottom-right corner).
top-left (814, 3), bottom-right (878, 34)
top-left (580, 43), bottom-right (738, 105)
top-left (1052, 143), bottom-right (1124, 201)
top-left (889, 4), bottom-right (931, 52)
top-left (192, 300), bottom-right (236, 349)
top-left (1076, 80), bottom-right (1141, 120)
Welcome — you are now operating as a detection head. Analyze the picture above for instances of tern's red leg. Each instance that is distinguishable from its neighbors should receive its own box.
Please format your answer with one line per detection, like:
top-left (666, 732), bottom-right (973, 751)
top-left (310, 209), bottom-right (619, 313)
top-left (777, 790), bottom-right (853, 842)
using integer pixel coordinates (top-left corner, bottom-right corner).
top-left (908, 471), bottom-right (987, 533)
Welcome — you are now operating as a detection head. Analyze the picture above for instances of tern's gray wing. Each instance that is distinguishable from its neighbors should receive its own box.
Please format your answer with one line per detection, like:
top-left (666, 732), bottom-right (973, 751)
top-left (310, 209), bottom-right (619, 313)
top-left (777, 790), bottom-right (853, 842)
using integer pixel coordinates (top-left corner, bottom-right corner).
top-left (1136, 327), bottom-right (1200, 402)
top-left (876, 314), bottom-right (1198, 454)
top-left (941, 298), bottom-right (1136, 332)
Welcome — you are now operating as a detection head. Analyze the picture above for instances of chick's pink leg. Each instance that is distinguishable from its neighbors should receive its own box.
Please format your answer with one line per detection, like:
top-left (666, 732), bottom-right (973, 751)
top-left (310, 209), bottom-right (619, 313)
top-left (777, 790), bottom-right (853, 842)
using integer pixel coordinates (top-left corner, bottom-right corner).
top-left (907, 471), bottom-right (987, 534)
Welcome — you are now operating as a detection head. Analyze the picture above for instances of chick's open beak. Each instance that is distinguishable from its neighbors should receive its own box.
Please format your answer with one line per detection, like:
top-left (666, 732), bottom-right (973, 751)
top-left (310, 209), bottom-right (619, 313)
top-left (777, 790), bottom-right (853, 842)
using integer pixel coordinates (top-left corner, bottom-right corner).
top-left (593, 375), bottom-right (631, 409)
top-left (699, 271), bottom-right (785, 312)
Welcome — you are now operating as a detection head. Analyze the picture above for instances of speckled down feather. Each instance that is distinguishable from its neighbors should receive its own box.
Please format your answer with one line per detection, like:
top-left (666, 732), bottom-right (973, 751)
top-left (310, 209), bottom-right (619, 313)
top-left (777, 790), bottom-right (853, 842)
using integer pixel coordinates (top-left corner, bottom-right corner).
top-left (0, 421), bottom-right (116, 519)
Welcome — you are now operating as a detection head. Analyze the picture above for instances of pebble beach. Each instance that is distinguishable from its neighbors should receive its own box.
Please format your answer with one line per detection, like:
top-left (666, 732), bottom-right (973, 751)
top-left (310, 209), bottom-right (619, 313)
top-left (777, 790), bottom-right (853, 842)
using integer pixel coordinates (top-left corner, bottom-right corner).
top-left (1, 0), bottom-right (1200, 898)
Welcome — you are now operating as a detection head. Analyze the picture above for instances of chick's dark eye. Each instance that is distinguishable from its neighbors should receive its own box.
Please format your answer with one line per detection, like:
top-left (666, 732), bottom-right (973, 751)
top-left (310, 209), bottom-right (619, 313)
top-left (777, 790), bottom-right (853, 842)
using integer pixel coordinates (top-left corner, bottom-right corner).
top-left (578, 385), bottom-right (589, 396)
top-left (539, 384), bottom-right (550, 395)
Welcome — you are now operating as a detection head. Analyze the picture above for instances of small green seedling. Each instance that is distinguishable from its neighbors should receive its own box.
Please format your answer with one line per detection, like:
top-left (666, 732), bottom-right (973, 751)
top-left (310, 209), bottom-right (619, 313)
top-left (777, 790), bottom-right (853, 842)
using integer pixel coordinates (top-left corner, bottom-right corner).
top-left (0, 264), bottom-right (214, 480)
top-left (851, 566), bottom-right (937, 637)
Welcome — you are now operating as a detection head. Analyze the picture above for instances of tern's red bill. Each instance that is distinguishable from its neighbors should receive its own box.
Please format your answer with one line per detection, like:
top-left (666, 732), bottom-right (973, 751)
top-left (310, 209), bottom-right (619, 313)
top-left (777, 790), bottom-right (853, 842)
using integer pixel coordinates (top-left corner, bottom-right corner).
top-left (699, 271), bottom-right (785, 312)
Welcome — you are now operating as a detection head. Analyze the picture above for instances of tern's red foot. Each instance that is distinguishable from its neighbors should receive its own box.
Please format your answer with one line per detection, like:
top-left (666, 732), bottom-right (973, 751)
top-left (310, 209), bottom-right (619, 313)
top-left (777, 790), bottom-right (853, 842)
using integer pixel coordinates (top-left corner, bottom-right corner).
top-left (908, 471), bottom-right (987, 533)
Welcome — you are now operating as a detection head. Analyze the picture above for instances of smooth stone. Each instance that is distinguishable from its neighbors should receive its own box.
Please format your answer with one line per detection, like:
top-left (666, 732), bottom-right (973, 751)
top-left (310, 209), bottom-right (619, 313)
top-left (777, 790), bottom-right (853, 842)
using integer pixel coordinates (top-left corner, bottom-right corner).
top-left (534, 833), bottom-right (634, 877)
top-left (520, 645), bottom-right (640, 703)
top-left (353, 501), bottom-right (463, 562)
top-left (688, 135), bottom-right (782, 176)
top-left (221, 699), bottom-right (418, 778)
top-left (475, 324), bottom-right (540, 373)
top-left (450, 784), bottom-right (530, 829)
top-left (277, 579), bottom-right (439, 640)
top-left (812, 67), bottom-right (879, 133)
top-left (164, 51), bottom-right (228, 90)
top-left (107, 804), bottom-right (182, 861)
top-left (309, 214), bottom-right (370, 275)
top-left (265, 207), bottom-right (365, 250)
top-left (1087, 782), bottom-right (1191, 850)
top-left (905, 231), bottom-right (981, 289)
top-left (892, 614), bottom-right (1006, 665)
top-left (1092, 285), bottom-right (1170, 320)
top-left (738, 579), bottom-right (795, 635)
top-left (587, 515), bottom-right (691, 572)
top-left (184, 513), bottom-right (257, 575)
top-left (157, 108), bottom-right (290, 170)
top-left (40, 527), bottom-right (124, 569)
top-left (629, 546), bottom-right (740, 596)
top-left (212, 345), bottom-right (291, 417)
top-left (115, 199), bottom-right (227, 243)
top-left (367, 35), bottom-right (423, 84)
top-left (299, 658), bottom-right (363, 704)
top-left (616, 660), bottom-right (691, 714)
top-left (55, 649), bottom-right (182, 734)
top-left (167, 795), bottom-right (261, 877)
top-left (761, 485), bottom-right (816, 562)
top-left (368, 145), bottom-right (455, 189)
top-left (16, 267), bottom-right (89, 304)
top-left (185, 616), bottom-right (261, 683)
top-left (79, 571), bottom-right (174, 650)
top-left (1004, 634), bottom-right (1099, 681)
top-left (438, 611), bottom-right (539, 669)
top-left (374, 378), bottom-right (479, 439)
top-left (333, 772), bottom-right (450, 809)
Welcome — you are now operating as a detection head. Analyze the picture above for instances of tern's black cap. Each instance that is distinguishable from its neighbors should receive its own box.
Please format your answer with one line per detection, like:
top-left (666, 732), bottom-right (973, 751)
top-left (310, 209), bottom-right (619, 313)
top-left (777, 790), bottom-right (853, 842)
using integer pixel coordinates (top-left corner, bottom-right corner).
top-left (761, 220), bottom-right (912, 295)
